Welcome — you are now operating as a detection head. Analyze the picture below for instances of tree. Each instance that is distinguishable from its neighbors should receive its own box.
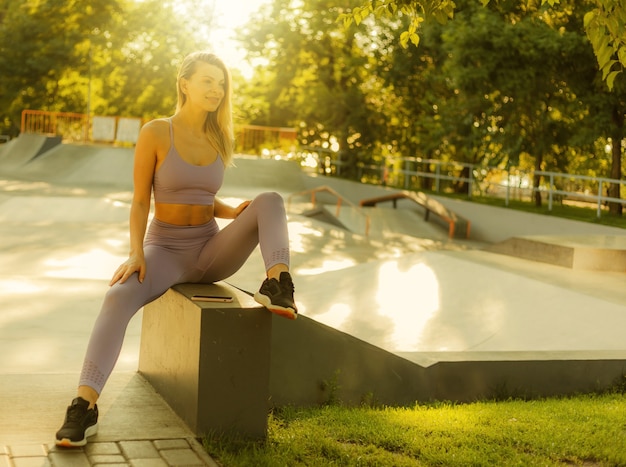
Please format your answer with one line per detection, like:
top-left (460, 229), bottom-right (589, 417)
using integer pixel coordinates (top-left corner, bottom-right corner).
top-left (338, 0), bottom-right (625, 212)
top-left (241, 0), bottom-right (380, 178)
top-left (0, 0), bottom-right (123, 133)
top-left (367, 15), bottom-right (454, 189)
top-left (340, 0), bottom-right (626, 90)
top-left (0, 0), bottom-right (215, 135)
top-left (440, 1), bottom-right (590, 205)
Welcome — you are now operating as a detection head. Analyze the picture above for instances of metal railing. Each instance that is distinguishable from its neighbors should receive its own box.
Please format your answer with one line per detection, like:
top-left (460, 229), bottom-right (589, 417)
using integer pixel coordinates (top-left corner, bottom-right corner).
top-left (536, 171), bottom-right (626, 218)
top-left (287, 185), bottom-right (371, 236)
top-left (330, 157), bottom-right (626, 219)
top-left (21, 110), bottom-right (297, 154)
top-left (360, 191), bottom-right (471, 238)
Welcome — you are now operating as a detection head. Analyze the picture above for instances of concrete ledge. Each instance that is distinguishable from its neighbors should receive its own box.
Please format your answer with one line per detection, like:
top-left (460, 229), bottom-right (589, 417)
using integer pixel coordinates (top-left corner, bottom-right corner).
top-left (269, 315), bottom-right (626, 406)
top-left (138, 282), bottom-right (271, 439)
top-left (486, 235), bottom-right (626, 271)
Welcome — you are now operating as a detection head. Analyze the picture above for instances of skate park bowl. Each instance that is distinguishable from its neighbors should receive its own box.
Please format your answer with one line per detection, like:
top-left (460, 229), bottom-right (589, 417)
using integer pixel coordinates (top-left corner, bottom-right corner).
top-left (1, 133), bottom-right (626, 413)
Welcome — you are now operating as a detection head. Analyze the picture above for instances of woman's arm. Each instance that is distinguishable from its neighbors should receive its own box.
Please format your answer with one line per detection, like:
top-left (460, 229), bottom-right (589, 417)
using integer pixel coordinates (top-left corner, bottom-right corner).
top-left (109, 121), bottom-right (162, 285)
top-left (214, 197), bottom-right (250, 219)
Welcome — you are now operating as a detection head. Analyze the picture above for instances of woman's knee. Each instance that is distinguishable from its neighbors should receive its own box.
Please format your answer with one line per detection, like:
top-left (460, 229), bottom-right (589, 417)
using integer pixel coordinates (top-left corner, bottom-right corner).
top-left (253, 191), bottom-right (285, 209)
top-left (99, 281), bottom-right (144, 320)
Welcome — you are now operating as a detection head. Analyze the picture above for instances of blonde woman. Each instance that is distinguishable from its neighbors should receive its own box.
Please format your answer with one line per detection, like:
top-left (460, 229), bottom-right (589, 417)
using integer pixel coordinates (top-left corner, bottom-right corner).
top-left (56, 52), bottom-right (297, 447)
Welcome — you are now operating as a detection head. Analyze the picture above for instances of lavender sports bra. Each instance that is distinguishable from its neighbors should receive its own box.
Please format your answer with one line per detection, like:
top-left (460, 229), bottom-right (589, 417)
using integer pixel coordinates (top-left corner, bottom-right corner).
top-left (153, 119), bottom-right (224, 206)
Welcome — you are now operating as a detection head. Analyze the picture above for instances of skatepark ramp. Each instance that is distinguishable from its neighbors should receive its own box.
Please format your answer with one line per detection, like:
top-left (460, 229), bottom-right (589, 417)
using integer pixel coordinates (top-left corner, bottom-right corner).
top-left (2, 140), bottom-right (626, 413)
top-left (0, 134), bottom-right (134, 188)
top-left (0, 133), bottom-right (62, 172)
top-left (287, 185), bottom-right (371, 236)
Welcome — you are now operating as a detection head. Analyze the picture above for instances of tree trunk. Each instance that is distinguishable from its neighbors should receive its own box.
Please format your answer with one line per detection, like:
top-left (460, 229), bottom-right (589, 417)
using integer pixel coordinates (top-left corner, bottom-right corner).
top-left (533, 152), bottom-right (544, 207)
top-left (455, 165), bottom-right (470, 194)
top-left (608, 105), bottom-right (624, 216)
top-left (421, 161), bottom-right (433, 191)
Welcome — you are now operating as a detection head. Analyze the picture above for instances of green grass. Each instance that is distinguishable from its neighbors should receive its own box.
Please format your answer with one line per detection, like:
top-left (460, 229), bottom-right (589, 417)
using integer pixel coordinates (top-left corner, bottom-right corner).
top-left (204, 391), bottom-right (626, 466)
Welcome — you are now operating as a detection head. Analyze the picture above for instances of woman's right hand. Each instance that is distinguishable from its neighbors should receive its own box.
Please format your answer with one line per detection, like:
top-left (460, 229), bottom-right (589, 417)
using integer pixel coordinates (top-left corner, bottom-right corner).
top-left (110, 254), bottom-right (146, 286)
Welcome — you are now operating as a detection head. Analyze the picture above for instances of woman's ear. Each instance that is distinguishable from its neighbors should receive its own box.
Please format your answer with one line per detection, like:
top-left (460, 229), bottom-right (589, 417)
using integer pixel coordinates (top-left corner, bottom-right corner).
top-left (180, 77), bottom-right (188, 95)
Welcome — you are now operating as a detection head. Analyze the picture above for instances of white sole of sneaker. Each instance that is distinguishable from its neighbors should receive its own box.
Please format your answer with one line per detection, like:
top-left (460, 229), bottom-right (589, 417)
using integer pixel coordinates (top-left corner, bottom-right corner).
top-left (254, 293), bottom-right (297, 320)
top-left (55, 422), bottom-right (98, 447)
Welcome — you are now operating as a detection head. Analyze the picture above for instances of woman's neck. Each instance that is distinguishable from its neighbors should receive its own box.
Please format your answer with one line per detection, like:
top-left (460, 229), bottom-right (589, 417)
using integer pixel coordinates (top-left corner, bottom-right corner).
top-left (173, 108), bottom-right (207, 138)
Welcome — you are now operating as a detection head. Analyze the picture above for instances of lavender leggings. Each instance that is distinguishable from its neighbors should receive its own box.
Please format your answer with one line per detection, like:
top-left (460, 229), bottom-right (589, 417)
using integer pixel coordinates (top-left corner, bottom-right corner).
top-left (79, 192), bottom-right (290, 394)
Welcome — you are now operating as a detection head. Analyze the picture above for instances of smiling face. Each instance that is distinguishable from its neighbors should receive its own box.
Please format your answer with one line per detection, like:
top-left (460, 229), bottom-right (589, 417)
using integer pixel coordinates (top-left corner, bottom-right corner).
top-left (176, 52), bottom-right (230, 114)
top-left (180, 62), bottom-right (225, 113)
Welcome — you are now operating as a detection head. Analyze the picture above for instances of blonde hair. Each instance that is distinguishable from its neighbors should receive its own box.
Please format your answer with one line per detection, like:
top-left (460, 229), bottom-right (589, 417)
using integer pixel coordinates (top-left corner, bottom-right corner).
top-left (176, 52), bottom-right (234, 166)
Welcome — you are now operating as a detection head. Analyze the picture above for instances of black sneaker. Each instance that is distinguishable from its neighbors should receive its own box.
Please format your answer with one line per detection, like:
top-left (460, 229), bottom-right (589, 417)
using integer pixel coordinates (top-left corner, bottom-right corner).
top-left (55, 397), bottom-right (99, 447)
top-left (254, 271), bottom-right (298, 320)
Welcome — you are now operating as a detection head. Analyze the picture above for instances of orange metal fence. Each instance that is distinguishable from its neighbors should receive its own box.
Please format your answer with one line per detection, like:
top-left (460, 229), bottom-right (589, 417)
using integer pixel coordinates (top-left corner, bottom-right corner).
top-left (235, 124), bottom-right (298, 154)
top-left (21, 110), bottom-right (297, 153)
top-left (21, 110), bottom-right (91, 142)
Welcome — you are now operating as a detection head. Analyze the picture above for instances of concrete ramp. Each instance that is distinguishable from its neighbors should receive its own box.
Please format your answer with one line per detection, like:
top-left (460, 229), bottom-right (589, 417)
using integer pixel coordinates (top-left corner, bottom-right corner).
top-left (268, 241), bottom-right (626, 405)
top-left (486, 235), bottom-right (626, 272)
top-left (0, 133), bottom-right (61, 172)
top-left (223, 156), bottom-right (306, 194)
top-left (12, 143), bottom-right (134, 188)
top-left (300, 205), bottom-right (349, 230)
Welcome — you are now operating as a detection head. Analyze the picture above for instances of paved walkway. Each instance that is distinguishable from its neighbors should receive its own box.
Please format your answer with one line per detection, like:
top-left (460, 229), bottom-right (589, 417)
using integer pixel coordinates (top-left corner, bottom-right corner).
top-left (1, 137), bottom-right (625, 466)
top-left (2, 438), bottom-right (216, 467)
top-left (1, 372), bottom-right (218, 466)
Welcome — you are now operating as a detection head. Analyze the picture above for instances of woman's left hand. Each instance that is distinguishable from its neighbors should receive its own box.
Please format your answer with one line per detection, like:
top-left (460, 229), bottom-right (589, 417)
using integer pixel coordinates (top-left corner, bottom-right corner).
top-left (234, 200), bottom-right (251, 218)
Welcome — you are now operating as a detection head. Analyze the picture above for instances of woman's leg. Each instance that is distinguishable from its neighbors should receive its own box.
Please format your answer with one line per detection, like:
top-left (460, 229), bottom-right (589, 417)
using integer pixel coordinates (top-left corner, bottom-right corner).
top-left (78, 245), bottom-right (189, 401)
top-left (196, 192), bottom-right (290, 281)
top-left (57, 220), bottom-right (215, 447)
top-left (195, 192), bottom-right (297, 318)
top-left (57, 244), bottom-right (189, 447)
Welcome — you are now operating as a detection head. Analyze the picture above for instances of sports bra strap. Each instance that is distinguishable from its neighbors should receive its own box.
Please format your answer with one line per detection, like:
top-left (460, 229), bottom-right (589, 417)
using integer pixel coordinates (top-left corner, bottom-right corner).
top-left (168, 117), bottom-right (174, 140)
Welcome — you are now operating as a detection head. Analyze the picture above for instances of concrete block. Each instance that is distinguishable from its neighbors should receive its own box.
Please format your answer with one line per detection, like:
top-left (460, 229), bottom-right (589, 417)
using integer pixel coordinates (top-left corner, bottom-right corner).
top-left (139, 282), bottom-right (271, 440)
top-left (486, 235), bottom-right (626, 271)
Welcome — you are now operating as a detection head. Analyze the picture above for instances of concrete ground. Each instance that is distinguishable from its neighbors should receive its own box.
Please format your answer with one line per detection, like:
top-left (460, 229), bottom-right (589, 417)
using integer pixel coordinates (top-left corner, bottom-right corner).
top-left (1, 136), bottom-right (626, 465)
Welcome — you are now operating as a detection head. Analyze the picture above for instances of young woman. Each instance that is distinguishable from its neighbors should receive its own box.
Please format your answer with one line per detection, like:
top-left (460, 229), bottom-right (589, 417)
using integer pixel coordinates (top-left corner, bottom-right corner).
top-left (55, 52), bottom-right (297, 447)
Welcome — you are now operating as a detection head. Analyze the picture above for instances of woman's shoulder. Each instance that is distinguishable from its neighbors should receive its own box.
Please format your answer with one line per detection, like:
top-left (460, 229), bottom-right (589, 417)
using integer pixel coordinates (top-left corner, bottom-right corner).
top-left (141, 117), bottom-right (171, 135)
top-left (137, 118), bottom-right (172, 147)
top-left (134, 118), bottom-right (172, 157)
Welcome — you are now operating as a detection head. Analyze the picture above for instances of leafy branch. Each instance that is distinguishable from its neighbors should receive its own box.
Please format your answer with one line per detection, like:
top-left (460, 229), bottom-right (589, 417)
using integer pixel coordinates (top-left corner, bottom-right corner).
top-left (339, 0), bottom-right (625, 90)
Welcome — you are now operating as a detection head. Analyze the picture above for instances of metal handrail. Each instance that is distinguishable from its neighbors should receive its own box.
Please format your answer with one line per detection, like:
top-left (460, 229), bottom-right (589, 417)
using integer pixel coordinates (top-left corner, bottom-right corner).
top-left (360, 191), bottom-right (471, 239)
top-left (287, 185), bottom-right (371, 236)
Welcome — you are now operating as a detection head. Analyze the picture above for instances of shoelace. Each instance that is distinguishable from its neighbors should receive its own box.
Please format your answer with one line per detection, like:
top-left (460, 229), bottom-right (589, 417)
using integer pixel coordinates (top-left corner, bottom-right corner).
top-left (280, 276), bottom-right (294, 294)
top-left (65, 404), bottom-right (86, 423)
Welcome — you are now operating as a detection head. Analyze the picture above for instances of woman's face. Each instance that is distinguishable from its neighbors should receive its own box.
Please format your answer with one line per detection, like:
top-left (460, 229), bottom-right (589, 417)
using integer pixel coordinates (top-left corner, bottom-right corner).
top-left (182, 62), bottom-right (225, 112)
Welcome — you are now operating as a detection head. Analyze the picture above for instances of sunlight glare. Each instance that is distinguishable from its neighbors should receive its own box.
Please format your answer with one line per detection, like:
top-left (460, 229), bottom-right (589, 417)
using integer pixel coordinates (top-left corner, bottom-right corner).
top-left (310, 303), bottom-right (352, 328)
top-left (210, 0), bottom-right (271, 76)
top-left (297, 258), bottom-right (357, 276)
top-left (44, 249), bottom-right (125, 280)
top-left (375, 260), bottom-right (440, 351)
top-left (0, 279), bottom-right (45, 295)
top-left (288, 220), bottom-right (323, 253)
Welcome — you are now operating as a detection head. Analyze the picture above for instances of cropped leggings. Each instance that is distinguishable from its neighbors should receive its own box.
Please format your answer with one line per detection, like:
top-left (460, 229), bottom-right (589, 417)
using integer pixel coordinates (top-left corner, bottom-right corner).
top-left (79, 192), bottom-right (290, 394)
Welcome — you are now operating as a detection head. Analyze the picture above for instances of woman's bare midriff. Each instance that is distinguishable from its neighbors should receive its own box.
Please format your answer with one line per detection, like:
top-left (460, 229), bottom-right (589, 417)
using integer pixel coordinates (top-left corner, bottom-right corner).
top-left (155, 203), bottom-right (215, 226)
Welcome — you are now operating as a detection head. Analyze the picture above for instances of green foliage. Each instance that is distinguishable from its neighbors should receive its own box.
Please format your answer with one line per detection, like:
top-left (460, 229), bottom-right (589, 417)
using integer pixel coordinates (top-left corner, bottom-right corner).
top-left (583, 1), bottom-right (626, 90)
top-left (204, 394), bottom-right (626, 466)
top-left (340, 0), bottom-right (625, 90)
top-left (240, 0), bottom-right (380, 178)
top-left (234, 0), bottom-right (625, 205)
top-left (338, 0), bottom-right (454, 49)
top-left (0, 0), bottom-right (212, 135)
